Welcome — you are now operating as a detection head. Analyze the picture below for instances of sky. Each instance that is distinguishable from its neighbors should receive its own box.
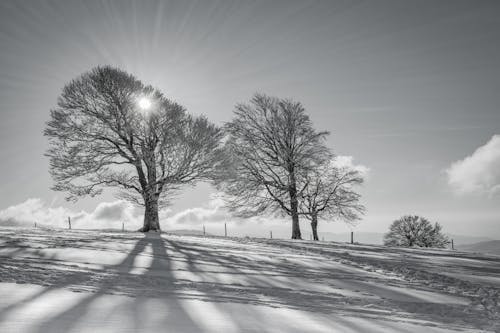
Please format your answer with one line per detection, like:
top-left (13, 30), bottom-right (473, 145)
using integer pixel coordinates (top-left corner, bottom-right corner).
top-left (0, 0), bottom-right (499, 240)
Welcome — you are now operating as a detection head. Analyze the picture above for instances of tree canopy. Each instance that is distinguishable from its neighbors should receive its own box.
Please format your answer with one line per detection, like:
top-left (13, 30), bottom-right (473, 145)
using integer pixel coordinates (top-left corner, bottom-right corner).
top-left (384, 215), bottom-right (449, 248)
top-left (45, 66), bottom-right (222, 231)
top-left (215, 94), bottom-right (330, 239)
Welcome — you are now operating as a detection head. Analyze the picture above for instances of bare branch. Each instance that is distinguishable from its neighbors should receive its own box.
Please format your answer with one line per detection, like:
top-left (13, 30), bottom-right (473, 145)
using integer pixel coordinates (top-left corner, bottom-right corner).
top-left (45, 66), bottom-right (222, 230)
top-left (214, 94), bottom-right (330, 238)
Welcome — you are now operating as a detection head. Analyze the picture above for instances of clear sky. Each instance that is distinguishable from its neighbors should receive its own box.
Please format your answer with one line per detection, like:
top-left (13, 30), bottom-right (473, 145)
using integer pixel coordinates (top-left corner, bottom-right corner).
top-left (0, 0), bottom-right (499, 239)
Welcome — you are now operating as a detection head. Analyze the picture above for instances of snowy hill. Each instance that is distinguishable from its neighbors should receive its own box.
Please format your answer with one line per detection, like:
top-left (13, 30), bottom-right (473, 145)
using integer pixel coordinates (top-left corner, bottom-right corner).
top-left (460, 240), bottom-right (500, 256)
top-left (0, 227), bottom-right (499, 332)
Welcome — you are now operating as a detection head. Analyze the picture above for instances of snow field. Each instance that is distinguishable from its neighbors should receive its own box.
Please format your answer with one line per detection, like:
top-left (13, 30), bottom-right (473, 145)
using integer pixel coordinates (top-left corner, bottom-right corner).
top-left (0, 227), bottom-right (498, 332)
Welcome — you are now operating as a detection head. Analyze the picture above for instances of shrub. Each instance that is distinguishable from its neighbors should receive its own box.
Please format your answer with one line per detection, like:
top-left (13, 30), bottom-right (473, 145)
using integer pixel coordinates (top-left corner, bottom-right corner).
top-left (384, 215), bottom-right (450, 248)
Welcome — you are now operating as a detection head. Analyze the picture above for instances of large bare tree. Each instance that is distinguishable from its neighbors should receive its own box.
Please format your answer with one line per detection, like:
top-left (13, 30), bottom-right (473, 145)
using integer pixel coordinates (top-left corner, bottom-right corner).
top-left (216, 94), bottom-right (330, 239)
top-left (299, 159), bottom-right (365, 240)
top-left (45, 66), bottom-right (222, 232)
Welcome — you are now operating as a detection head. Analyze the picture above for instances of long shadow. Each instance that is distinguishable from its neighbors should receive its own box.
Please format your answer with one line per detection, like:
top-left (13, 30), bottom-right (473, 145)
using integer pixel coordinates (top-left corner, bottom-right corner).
top-left (163, 237), bottom-right (494, 331)
top-left (30, 235), bottom-right (151, 332)
top-left (0, 231), bottom-right (142, 326)
top-left (31, 233), bottom-right (203, 333)
top-left (0, 231), bottom-right (495, 332)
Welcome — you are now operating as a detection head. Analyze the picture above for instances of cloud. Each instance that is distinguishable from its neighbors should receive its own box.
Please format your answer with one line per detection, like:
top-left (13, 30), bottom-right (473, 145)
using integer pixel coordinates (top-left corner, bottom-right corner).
top-left (92, 201), bottom-right (131, 221)
top-left (0, 198), bottom-right (141, 229)
top-left (165, 195), bottom-right (231, 227)
top-left (0, 196), bottom-right (238, 231)
top-left (0, 198), bottom-right (75, 227)
top-left (0, 196), bottom-right (260, 232)
top-left (167, 207), bottom-right (227, 226)
top-left (446, 135), bottom-right (500, 195)
top-left (331, 155), bottom-right (370, 176)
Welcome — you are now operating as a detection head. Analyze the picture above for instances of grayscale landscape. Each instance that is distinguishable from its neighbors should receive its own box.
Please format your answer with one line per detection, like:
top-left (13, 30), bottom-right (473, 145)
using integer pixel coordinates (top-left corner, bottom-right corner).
top-left (1, 1), bottom-right (499, 332)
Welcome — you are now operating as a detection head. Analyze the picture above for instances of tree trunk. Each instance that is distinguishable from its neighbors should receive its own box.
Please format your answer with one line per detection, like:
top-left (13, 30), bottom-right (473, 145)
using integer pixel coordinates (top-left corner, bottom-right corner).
top-left (291, 209), bottom-right (301, 239)
top-left (289, 172), bottom-right (302, 240)
top-left (140, 194), bottom-right (160, 232)
top-left (310, 214), bottom-right (319, 241)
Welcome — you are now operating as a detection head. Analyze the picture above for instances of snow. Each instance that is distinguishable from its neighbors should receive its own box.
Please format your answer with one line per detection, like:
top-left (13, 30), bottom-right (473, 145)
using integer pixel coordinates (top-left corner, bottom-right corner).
top-left (0, 227), bottom-right (498, 332)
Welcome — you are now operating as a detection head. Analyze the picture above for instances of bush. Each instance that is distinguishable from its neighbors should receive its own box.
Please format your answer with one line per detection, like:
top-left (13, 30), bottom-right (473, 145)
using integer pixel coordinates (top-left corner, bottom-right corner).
top-left (384, 215), bottom-right (450, 248)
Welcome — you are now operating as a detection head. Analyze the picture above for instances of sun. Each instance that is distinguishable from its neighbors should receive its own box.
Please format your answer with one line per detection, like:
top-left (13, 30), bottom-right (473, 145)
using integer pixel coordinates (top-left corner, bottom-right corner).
top-left (138, 97), bottom-right (152, 110)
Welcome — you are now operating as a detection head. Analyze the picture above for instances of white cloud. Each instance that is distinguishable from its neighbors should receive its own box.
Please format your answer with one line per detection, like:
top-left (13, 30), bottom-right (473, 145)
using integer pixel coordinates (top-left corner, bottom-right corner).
top-left (0, 196), bottom-right (263, 233)
top-left (0, 198), bottom-right (72, 227)
top-left (0, 198), bottom-right (141, 229)
top-left (446, 135), bottom-right (500, 196)
top-left (331, 155), bottom-right (370, 176)
top-left (0, 196), bottom-right (320, 238)
top-left (164, 195), bottom-right (230, 227)
top-left (92, 201), bottom-right (133, 221)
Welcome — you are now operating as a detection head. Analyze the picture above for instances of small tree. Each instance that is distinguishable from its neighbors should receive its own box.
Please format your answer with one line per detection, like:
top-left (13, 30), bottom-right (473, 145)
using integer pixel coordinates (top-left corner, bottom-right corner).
top-left (45, 66), bottom-right (222, 232)
top-left (299, 159), bottom-right (365, 240)
top-left (216, 94), bottom-right (330, 239)
top-left (384, 215), bottom-right (450, 248)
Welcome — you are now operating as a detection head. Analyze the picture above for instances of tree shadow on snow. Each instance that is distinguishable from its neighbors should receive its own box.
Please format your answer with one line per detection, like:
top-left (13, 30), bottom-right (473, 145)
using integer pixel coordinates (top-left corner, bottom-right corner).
top-left (0, 231), bottom-right (495, 332)
top-left (29, 233), bottom-right (203, 332)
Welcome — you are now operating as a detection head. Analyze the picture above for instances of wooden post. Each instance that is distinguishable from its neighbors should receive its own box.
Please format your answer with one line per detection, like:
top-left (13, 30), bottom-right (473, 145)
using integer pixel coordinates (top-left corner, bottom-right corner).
top-left (68, 217), bottom-right (71, 230)
top-left (350, 231), bottom-right (353, 244)
top-left (224, 223), bottom-right (227, 237)
top-left (122, 222), bottom-right (124, 232)
top-left (270, 231), bottom-right (272, 239)
top-left (451, 239), bottom-right (454, 250)
top-left (34, 222), bottom-right (37, 228)
top-left (203, 225), bottom-right (206, 236)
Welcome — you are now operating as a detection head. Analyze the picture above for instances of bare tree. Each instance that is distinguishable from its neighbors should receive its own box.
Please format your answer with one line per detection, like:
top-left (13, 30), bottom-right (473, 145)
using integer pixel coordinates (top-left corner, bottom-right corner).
top-left (299, 159), bottom-right (365, 240)
top-left (216, 94), bottom-right (330, 239)
top-left (384, 215), bottom-right (450, 248)
top-left (45, 66), bottom-right (222, 232)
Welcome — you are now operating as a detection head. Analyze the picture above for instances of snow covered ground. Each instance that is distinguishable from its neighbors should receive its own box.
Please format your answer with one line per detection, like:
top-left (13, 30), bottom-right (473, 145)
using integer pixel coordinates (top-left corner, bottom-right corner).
top-left (0, 227), bottom-right (498, 332)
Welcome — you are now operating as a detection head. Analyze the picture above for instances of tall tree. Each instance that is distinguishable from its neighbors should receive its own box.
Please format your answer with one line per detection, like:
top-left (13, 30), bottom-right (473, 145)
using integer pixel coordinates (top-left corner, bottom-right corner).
top-left (384, 215), bottom-right (450, 248)
top-left (216, 94), bottom-right (330, 239)
top-left (45, 66), bottom-right (222, 232)
top-left (299, 159), bottom-right (365, 240)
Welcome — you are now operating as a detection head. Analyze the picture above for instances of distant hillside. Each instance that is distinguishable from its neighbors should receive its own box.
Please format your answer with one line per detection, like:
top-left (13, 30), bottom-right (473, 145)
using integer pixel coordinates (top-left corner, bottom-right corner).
top-left (447, 234), bottom-right (493, 246)
top-left (459, 240), bottom-right (500, 256)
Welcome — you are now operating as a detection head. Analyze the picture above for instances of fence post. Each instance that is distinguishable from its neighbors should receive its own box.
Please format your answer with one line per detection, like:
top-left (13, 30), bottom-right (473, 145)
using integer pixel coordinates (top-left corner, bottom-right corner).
top-left (68, 217), bottom-right (71, 230)
top-left (122, 222), bottom-right (124, 232)
top-left (270, 231), bottom-right (272, 239)
top-left (350, 231), bottom-right (353, 244)
top-left (203, 225), bottom-right (206, 236)
top-left (34, 222), bottom-right (37, 228)
top-left (224, 223), bottom-right (227, 237)
top-left (451, 239), bottom-right (454, 250)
